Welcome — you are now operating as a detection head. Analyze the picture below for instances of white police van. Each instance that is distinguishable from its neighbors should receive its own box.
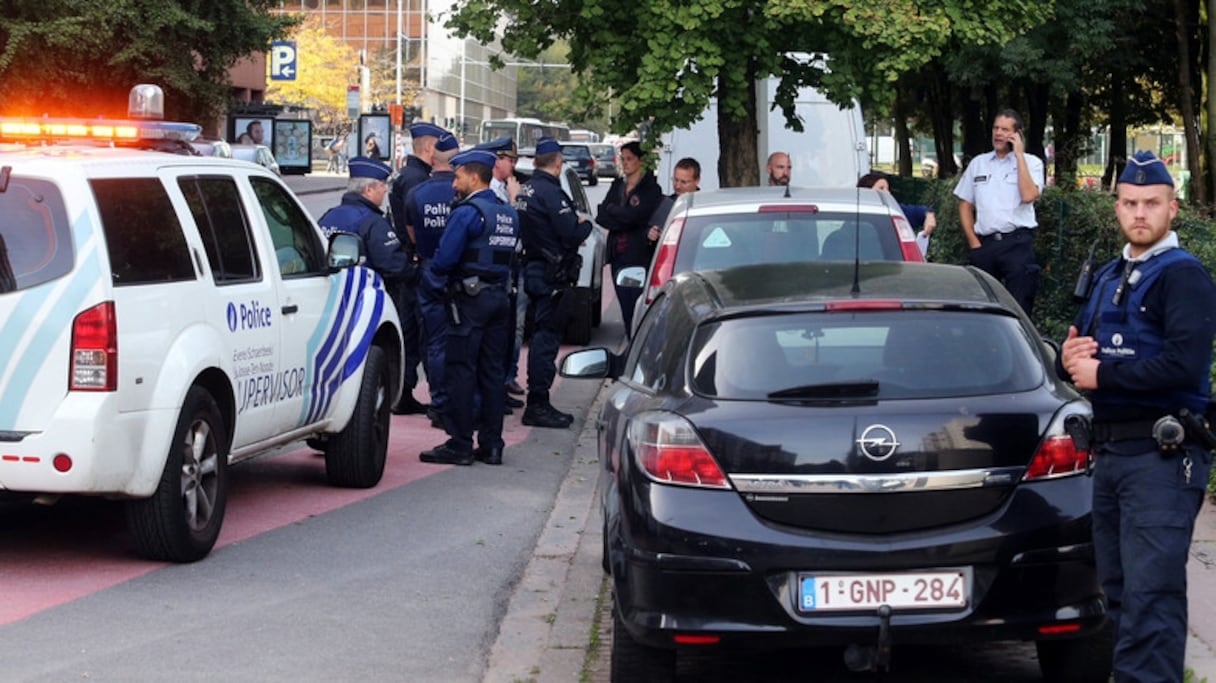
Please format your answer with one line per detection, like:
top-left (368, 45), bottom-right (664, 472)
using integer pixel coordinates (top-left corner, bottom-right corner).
top-left (0, 86), bottom-right (404, 562)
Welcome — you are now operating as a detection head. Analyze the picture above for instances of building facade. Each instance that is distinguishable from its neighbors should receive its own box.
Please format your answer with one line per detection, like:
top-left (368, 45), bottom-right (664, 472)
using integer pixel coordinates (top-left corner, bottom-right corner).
top-left (274, 0), bottom-right (517, 143)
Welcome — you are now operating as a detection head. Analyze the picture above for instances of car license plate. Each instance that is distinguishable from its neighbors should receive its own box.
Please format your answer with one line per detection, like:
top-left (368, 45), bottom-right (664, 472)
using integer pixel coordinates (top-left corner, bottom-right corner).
top-left (798, 571), bottom-right (968, 612)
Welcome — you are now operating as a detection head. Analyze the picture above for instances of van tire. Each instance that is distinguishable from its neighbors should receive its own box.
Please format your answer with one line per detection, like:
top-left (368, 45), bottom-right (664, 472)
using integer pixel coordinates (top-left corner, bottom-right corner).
top-left (126, 386), bottom-right (228, 563)
top-left (325, 345), bottom-right (390, 488)
top-left (1036, 621), bottom-right (1114, 682)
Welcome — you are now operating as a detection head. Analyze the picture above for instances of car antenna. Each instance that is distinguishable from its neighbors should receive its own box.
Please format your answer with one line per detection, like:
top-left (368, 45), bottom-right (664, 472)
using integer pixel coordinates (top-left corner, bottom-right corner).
top-left (783, 182), bottom-right (790, 199)
top-left (851, 183), bottom-right (861, 295)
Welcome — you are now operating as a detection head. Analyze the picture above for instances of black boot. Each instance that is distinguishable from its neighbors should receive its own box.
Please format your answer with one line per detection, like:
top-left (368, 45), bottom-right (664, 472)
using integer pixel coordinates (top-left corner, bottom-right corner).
top-left (522, 402), bottom-right (574, 429)
top-left (474, 446), bottom-right (503, 466)
top-left (419, 443), bottom-right (473, 466)
top-left (392, 394), bottom-right (429, 415)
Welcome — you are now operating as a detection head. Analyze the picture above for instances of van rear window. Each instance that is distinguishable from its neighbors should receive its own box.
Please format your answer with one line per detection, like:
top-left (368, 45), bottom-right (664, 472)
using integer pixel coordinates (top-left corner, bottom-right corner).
top-left (0, 178), bottom-right (74, 294)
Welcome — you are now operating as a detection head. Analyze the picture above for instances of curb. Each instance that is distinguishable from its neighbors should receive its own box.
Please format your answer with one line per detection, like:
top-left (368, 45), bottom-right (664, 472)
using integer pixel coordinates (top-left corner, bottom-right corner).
top-left (482, 381), bottom-right (609, 683)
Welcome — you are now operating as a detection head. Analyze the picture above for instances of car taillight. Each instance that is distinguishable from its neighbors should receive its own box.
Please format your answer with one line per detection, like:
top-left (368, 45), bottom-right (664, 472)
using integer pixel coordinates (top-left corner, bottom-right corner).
top-left (893, 214), bottom-right (924, 262)
top-left (627, 413), bottom-right (730, 489)
top-left (70, 302), bottom-right (117, 391)
top-left (1023, 404), bottom-right (1091, 481)
top-left (646, 217), bottom-right (684, 304)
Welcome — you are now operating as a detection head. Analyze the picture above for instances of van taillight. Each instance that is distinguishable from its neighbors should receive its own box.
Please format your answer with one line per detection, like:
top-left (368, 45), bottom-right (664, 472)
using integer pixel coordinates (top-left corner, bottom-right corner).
top-left (70, 302), bottom-right (117, 391)
top-left (646, 217), bottom-right (684, 303)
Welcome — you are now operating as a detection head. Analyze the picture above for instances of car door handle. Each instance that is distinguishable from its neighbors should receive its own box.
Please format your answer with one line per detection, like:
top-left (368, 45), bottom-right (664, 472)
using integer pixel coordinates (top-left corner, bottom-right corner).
top-left (281, 304), bottom-right (298, 315)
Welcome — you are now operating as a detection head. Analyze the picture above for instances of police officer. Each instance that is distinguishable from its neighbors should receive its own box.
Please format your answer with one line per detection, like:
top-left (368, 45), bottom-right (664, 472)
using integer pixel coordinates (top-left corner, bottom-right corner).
top-left (953, 109), bottom-right (1045, 315)
top-left (476, 136), bottom-right (527, 409)
top-left (419, 149), bottom-right (519, 466)
top-left (405, 129), bottom-right (459, 428)
top-left (517, 137), bottom-right (591, 429)
top-left (387, 123), bottom-right (448, 415)
top-left (1061, 150), bottom-right (1216, 682)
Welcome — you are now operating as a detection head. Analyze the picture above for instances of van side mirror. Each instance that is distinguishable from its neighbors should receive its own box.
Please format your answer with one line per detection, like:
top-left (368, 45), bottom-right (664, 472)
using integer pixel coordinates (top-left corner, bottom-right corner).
top-left (327, 232), bottom-right (364, 271)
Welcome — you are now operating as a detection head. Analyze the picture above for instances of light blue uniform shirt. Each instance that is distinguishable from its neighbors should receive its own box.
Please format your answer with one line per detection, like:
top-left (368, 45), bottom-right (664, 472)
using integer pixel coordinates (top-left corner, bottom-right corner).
top-left (952, 151), bottom-right (1045, 236)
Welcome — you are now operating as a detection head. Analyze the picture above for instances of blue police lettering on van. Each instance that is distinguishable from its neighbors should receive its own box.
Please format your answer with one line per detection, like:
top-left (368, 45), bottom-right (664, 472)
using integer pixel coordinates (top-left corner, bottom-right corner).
top-left (226, 300), bottom-right (274, 332)
top-left (238, 366), bottom-right (307, 413)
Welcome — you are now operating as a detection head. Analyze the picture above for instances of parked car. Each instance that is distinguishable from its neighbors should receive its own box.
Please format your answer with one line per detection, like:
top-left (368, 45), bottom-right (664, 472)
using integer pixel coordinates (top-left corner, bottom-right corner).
top-left (562, 261), bottom-right (1109, 683)
top-left (590, 143), bottom-right (619, 178)
top-left (0, 85), bottom-right (404, 562)
top-left (635, 185), bottom-right (923, 332)
top-left (515, 156), bottom-right (606, 344)
top-left (560, 142), bottom-right (598, 186)
top-left (230, 142), bottom-right (281, 176)
top-left (190, 137), bottom-right (232, 159)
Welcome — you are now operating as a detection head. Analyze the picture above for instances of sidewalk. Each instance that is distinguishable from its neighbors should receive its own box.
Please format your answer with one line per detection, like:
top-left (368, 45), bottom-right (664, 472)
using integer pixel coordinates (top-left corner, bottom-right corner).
top-left (1189, 502), bottom-right (1216, 681)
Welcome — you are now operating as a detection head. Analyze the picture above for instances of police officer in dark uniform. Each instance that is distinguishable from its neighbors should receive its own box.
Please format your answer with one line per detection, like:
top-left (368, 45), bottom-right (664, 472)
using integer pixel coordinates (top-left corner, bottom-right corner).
top-left (405, 129), bottom-right (459, 428)
top-left (419, 149), bottom-right (519, 466)
top-left (318, 154), bottom-right (410, 298)
top-left (388, 123), bottom-right (446, 415)
top-left (1061, 151), bottom-right (1216, 682)
top-left (517, 137), bottom-right (591, 428)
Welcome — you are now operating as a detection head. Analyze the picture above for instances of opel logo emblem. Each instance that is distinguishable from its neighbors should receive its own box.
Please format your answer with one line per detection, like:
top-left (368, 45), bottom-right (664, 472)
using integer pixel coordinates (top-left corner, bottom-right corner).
top-left (858, 424), bottom-right (900, 461)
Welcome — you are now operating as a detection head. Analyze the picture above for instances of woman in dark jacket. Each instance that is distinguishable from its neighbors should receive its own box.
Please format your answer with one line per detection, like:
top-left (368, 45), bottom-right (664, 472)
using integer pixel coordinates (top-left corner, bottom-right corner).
top-left (595, 141), bottom-right (663, 333)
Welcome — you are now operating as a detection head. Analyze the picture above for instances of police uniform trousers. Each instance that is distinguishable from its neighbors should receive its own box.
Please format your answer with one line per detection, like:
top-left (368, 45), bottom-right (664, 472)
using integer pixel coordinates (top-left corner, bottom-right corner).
top-left (1092, 439), bottom-right (1211, 682)
top-left (396, 278), bottom-right (424, 400)
top-left (967, 228), bottom-right (1040, 315)
top-left (526, 273), bottom-right (569, 405)
top-left (417, 266), bottom-right (449, 413)
top-left (443, 285), bottom-right (510, 453)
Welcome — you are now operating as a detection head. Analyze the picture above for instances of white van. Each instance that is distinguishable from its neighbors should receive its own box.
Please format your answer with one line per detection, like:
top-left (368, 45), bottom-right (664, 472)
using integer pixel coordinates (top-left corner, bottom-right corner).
top-left (656, 76), bottom-right (868, 191)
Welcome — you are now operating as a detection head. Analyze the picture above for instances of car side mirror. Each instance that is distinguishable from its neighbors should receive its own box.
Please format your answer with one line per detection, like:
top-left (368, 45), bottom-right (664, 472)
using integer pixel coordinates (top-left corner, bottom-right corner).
top-left (615, 266), bottom-right (646, 289)
top-left (560, 348), bottom-right (620, 379)
top-left (327, 232), bottom-right (364, 271)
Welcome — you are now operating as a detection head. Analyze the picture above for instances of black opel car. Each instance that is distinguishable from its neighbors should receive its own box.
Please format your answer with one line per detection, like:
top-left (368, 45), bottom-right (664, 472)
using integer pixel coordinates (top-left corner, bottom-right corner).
top-left (561, 262), bottom-right (1110, 682)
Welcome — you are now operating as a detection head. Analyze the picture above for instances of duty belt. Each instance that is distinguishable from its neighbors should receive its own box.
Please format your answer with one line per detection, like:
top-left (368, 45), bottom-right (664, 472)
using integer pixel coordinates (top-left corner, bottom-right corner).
top-left (1091, 419), bottom-right (1162, 443)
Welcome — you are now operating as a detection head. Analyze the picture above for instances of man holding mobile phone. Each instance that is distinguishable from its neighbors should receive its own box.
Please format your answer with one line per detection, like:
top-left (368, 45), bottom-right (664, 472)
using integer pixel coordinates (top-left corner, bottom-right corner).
top-left (953, 109), bottom-right (1045, 315)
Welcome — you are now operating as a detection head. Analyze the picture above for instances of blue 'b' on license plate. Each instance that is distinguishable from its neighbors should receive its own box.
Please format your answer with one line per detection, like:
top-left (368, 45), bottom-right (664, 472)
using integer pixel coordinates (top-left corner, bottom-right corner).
top-left (800, 577), bottom-right (816, 609)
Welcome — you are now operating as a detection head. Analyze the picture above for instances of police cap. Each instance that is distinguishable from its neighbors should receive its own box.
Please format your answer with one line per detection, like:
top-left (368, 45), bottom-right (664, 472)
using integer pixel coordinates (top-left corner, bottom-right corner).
top-left (535, 136), bottom-right (561, 156)
top-left (477, 136), bottom-right (518, 159)
top-left (1118, 150), bottom-right (1174, 188)
top-left (451, 149), bottom-right (497, 169)
top-left (409, 122), bottom-right (446, 139)
top-left (434, 130), bottom-right (459, 152)
top-left (348, 156), bottom-right (393, 181)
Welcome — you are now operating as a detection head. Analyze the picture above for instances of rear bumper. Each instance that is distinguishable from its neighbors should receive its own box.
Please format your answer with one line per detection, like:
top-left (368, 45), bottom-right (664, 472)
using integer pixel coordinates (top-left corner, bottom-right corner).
top-left (608, 477), bottom-right (1105, 649)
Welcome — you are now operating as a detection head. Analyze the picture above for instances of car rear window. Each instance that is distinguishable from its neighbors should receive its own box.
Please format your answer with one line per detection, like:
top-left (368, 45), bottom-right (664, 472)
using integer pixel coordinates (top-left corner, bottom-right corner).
top-left (91, 178), bottom-right (196, 286)
top-left (592, 145), bottom-right (615, 161)
top-left (562, 145), bottom-right (591, 160)
top-left (674, 211), bottom-right (902, 273)
top-left (689, 310), bottom-right (1043, 400)
top-left (0, 177), bottom-right (74, 294)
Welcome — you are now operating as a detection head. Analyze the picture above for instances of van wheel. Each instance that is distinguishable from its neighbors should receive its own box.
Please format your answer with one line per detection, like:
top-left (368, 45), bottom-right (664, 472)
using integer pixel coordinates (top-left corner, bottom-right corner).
top-left (611, 606), bottom-right (675, 682)
top-left (126, 386), bottom-right (228, 563)
top-left (1036, 621), bottom-right (1114, 682)
top-left (325, 345), bottom-right (390, 488)
top-left (589, 175), bottom-right (598, 187)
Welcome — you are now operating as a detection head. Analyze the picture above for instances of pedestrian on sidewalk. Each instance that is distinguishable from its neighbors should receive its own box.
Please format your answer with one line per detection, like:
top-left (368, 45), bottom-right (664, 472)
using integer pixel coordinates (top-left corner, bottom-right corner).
top-left (1061, 150), bottom-right (1216, 682)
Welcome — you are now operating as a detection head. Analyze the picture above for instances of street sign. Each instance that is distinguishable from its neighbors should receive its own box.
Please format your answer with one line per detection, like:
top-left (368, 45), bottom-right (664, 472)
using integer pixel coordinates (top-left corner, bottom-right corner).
top-left (347, 85), bottom-right (360, 120)
top-left (270, 40), bottom-right (297, 81)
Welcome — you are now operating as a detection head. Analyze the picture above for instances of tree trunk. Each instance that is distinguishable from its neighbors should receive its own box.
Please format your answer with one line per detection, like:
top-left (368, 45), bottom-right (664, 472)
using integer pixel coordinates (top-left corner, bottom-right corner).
top-left (1025, 82), bottom-right (1049, 161)
top-left (926, 61), bottom-right (957, 178)
top-left (1102, 72), bottom-right (1127, 190)
top-left (893, 89), bottom-right (913, 177)
top-left (1052, 90), bottom-right (1084, 189)
top-left (1173, 0), bottom-right (1206, 204)
top-left (716, 64), bottom-right (760, 188)
top-left (1210, 0), bottom-right (1216, 204)
top-left (961, 90), bottom-right (985, 166)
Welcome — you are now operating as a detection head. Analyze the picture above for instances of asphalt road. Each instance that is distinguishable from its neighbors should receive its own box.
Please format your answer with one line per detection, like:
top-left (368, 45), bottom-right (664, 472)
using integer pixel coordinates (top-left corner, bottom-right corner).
top-left (0, 180), bottom-right (618, 683)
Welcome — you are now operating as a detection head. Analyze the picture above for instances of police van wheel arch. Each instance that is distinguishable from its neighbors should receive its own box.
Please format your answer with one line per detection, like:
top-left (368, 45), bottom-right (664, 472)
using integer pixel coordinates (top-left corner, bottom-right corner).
top-left (324, 345), bottom-right (390, 489)
top-left (564, 288), bottom-right (595, 346)
top-left (125, 386), bottom-right (229, 563)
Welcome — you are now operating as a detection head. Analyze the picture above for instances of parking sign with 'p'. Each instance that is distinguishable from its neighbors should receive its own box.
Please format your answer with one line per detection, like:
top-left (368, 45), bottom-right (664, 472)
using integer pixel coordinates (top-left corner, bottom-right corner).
top-left (270, 41), bottom-right (297, 81)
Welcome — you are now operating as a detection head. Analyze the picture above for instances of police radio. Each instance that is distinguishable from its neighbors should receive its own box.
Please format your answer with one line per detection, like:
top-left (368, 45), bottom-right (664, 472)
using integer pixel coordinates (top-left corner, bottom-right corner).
top-left (1072, 241), bottom-right (1098, 302)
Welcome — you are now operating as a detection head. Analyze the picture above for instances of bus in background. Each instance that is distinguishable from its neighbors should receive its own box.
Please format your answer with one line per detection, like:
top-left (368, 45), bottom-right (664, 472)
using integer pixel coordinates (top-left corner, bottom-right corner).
top-left (480, 118), bottom-right (570, 148)
top-left (569, 129), bottom-right (600, 143)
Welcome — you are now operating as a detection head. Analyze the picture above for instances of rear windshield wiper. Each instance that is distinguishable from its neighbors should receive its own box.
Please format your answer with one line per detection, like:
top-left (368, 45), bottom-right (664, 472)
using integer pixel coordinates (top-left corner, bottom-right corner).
top-left (766, 381), bottom-right (879, 400)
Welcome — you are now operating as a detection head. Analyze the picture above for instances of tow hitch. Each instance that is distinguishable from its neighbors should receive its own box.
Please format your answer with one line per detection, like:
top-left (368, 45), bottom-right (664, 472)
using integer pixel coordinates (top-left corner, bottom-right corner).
top-left (843, 604), bottom-right (893, 675)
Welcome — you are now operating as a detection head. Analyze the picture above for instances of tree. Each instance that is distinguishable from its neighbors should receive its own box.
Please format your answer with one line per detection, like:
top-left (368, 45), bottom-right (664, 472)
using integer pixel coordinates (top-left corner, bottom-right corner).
top-left (514, 43), bottom-right (611, 132)
top-left (0, 0), bottom-right (296, 127)
top-left (445, 0), bottom-right (1052, 187)
top-left (267, 17), bottom-right (362, 129)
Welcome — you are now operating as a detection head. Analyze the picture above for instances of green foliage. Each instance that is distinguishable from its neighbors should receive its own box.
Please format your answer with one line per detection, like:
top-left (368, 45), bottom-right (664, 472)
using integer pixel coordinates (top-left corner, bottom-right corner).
top-left (0, 1), bottom-right (297, 126)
